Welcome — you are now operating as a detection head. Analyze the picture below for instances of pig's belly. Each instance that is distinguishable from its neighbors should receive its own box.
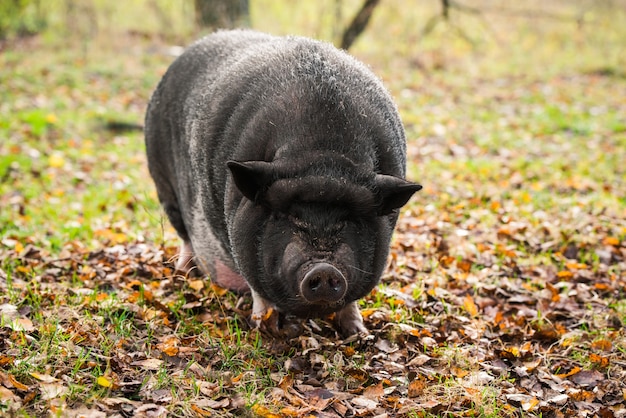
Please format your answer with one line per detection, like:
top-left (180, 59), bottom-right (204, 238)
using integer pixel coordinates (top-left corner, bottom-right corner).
top-left (214, 259), bottom-right (250, 293)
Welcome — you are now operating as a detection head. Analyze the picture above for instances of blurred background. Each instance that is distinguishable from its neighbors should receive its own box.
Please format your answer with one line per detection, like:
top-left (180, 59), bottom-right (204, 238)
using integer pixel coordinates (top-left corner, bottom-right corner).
top-left (1, 0), bottom-right (624, 78)
top-left (1, 0), bottom-right (624, 249)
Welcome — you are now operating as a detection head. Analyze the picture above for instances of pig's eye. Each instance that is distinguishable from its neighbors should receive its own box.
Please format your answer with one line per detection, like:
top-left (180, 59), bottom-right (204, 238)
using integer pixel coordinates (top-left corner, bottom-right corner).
top-left (288, 215), bottom-right (309, 232)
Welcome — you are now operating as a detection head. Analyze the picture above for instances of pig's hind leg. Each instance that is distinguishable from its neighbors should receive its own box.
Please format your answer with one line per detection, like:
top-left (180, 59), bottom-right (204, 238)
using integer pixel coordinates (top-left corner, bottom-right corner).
top-left (161, 201), bottom-right (198, 274)
top-left (175, 240), bottom-right (197, 273)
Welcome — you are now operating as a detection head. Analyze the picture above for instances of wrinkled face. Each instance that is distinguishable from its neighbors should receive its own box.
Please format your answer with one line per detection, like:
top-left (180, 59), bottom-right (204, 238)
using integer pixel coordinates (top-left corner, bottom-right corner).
top-left (227, 159), bottom-right (422, 318)
top-left (258, 202), bottom-right (380, 317)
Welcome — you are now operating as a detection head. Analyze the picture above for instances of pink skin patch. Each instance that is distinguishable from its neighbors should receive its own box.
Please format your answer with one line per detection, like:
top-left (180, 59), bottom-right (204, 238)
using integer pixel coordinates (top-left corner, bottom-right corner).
top-left (176, 241), bottom-right (249, 292)
top-left (215, 259), bottom-right (250, 293)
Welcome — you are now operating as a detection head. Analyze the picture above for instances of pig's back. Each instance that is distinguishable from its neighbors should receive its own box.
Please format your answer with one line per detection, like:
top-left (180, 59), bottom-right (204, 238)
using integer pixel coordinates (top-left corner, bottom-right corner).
top-left (145, 30), bottom-right (406, 259)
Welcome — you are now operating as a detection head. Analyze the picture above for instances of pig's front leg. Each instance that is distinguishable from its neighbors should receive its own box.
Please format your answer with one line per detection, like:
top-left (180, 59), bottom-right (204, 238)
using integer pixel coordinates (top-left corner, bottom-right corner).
top-left (249, 288), bottom-right (275, 328)
top-left (334, 301), bottom-right (368, 336)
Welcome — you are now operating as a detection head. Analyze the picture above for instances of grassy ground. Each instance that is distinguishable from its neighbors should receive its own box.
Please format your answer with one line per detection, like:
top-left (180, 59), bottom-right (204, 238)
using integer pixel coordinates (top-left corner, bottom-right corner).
top-left (1, 1), bottom-right (625, 417)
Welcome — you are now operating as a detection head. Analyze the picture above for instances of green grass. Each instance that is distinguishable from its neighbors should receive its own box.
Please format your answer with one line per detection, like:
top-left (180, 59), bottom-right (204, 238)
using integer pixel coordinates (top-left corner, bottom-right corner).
top-left (1, 1), bottom-right (625, 417)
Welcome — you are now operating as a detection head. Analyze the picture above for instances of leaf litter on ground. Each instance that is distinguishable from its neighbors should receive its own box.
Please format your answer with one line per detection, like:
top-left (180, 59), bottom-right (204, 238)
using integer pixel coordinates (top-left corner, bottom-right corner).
top-left (1, 4), bottom-right (626, 417)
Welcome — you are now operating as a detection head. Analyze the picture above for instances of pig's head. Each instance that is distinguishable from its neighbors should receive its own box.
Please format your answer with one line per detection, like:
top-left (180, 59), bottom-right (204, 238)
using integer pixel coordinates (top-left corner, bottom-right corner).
top-left (226, 156), bottom-right (421, 318)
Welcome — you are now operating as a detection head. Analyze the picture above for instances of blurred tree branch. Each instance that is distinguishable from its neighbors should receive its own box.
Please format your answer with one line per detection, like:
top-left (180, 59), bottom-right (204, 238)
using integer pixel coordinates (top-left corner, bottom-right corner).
top-left (340, 0), bottom-right (380, 50)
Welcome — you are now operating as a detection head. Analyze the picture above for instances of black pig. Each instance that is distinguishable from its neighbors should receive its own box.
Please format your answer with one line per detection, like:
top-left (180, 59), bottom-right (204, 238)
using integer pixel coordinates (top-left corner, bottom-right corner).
top-left (145, 30), bottom-right (421, 336)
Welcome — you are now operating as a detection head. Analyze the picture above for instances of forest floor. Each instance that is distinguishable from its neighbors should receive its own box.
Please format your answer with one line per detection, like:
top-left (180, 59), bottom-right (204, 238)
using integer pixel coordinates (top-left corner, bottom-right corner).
top-left (1, 2), bottom-right (625, 417)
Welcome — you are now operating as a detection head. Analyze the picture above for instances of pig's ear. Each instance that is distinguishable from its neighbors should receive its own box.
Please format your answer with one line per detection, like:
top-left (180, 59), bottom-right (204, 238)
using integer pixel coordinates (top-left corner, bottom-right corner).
top-left (227, 160), bottom-right (274, 202)
top-left (375, 175), bottom-right (422, 215)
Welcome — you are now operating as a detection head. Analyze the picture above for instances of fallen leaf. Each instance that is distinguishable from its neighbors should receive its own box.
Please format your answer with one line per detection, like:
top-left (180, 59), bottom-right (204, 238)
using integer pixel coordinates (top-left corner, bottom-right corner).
top-left (363, 381), bottom-right (384, 400)
top-left (189, 279), bottom-right (204, 291)
top-left (463, 294), bottom-right (479, 316)
top-left (351, 395), bottom-right (378, 410)
top-left (602, 237), bottom-right (620, 246)
top-left (556, 270), bottom-right (574, 279)
top-left (0, 385), bottom-right (21, 406)
top-left (39, 382), bottom-right (69, 400)
top-left (591, 339), bottom-right (612, 351)
top-left (131, 358), bottom-right (163, 370)
top-left (96, 375), bottom-right (113, 388)
top-left (569, 370), bottom-right (605, 386)
top-left (408, 378), bottom-right (426, 397)
top-left (29, 372), bottom-right (58, 383)
top-left (7, 374), bottom-right (29, 391)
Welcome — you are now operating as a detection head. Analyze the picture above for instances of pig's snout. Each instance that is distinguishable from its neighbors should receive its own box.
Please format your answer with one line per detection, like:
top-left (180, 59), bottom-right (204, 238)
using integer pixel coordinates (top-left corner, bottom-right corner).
top-left (300, 263), bottom-right (347, 304)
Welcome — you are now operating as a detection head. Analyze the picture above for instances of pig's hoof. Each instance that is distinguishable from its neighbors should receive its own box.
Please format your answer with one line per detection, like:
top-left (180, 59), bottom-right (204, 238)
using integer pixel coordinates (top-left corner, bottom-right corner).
top-left (175, 241), bottom-right (196, 274)
top-left (249, 289), bottom-right (303, 337)
top-left (250, 306), bottom-right (279, 332)
top-left (249, 307), bottom-right (302, 338)
top-left (249, 289), bottom-right (280, 332)
top-left (334, 302), bottom-right (369, 337)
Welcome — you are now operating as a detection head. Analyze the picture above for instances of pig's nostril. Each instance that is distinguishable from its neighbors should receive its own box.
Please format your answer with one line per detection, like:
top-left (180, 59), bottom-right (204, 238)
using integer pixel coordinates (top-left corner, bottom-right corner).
top-left (301, 263), bottom-right (347, 303)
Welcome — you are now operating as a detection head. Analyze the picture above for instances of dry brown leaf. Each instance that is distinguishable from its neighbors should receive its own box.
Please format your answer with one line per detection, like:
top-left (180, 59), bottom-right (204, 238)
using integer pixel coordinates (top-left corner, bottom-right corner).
top-left (39, 382), bottom-right (69, 400)
top-left (156, 336), bottom-right (180, 356)
top-left (569, 370), bottom-right (605, 386)
top-left (0, 386), bottom-right (20, 406)
top-left (591, 339), bottom-right (612, 351)
top-left (408, 378), bottom-right (426, 397)
top-left (363, 381), bottom-right (384, 400)
top-left (188, 279), bottom-right (204, 291)
top-left (589, 353), bottom-right (610, 367)
top-left (131, 358), bottom-right (163, 370)
top-left (7, 374), bottom-right (28, 391)
top-left (190, 404), bottom-right (213, 416)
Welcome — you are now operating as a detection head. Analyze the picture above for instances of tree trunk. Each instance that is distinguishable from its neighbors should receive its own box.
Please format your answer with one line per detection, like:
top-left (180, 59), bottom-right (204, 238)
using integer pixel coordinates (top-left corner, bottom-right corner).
top-left (340, 0), bottom-right (380, 50)
top-left (194, 0), bottom-right (249, 29)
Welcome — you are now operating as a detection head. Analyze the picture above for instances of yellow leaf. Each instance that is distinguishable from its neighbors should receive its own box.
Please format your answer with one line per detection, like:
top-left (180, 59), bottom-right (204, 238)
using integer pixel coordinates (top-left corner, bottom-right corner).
top-left (189, 279), bottom-right (204, 291)
top-left (0, 355), bottom-right (14, 366)
top-left (463, 294), bottom-right (479, 317)
top-left (209, 283), bottom-right (228, 296)
top-left (97, 375), bottom-right (113, 388)
top-left (157, 336), bottom-right (180, 356)
top-left (29, 372), bottom-right (57, 383)
top-left (360, 308), bottom-right (377, 319)
top-left (602, 237), bottom-right (620, 246)
top-left (191, 404), bottom-right (212, 416)
top-left (451, 365), bottom-right (469, 378)
top-left (565, 262), bottom-right (588, 270)
top-left (251, 405), bottom-right (281, 418)
top-left (341, 346), bottom-right (356, 357)
top-left (48, 152), bottom-right (65, 168)
top-left (456, 259), bottom-right (472, 273)
top-left (556, 270), bottom-right (574, 279)
top-left (556, 366), bottom-right (581, 379)
top-left (45, 113), bottom-right (57, 124)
